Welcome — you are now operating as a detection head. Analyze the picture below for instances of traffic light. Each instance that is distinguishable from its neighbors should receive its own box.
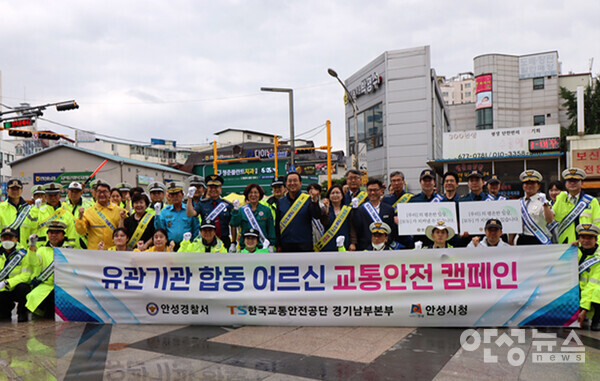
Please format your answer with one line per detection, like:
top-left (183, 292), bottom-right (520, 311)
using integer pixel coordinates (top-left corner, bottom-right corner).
top-left (55, 101), bottom-right (79, 112)
top-left (294, 147), bottom-right (313, 155)
top-left (8, 129), bottom-right (32, 138)
top-left (7, 129), bottom-right (61, 140)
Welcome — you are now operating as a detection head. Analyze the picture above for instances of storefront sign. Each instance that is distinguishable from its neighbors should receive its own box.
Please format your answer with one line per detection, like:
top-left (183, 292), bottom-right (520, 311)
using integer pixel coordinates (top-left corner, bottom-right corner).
top-left (475, 74), bottom-right (492, 93)
top-left (396, 202), bottom-right (458, 235)
top-left (443, 125), bottom-right (560, 160)
top-left (458, 201), bottom-right (523, 234)
top-left (54, 246), bottom-right (578, 326)
top-left (519, 52), bottom-right (558, 79)
top-left (349, 72), bottom-right (383, 101)
top-left (529, 137), bottom-right (560, 152)
top-left (572, 149), bottom-right (600, 179)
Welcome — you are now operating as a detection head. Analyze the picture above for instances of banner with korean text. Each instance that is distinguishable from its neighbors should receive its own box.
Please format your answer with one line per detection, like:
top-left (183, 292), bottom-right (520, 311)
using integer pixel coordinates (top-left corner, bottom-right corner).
top-left (54, 246), bottom-right (579, 327)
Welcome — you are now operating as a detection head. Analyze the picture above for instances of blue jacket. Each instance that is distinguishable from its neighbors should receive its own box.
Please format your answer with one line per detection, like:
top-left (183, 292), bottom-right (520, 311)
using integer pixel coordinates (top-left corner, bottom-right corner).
top-left (276, 191), bottom-right (322, 245)
top-left (154, 203), bottom-right (199, 244)
top-left (409, 192), bottom-right (440, 203)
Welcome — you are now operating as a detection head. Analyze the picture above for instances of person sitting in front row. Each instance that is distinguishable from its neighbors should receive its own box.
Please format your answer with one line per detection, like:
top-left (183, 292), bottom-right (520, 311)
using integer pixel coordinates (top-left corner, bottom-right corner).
top-left (178, 220), bottom-right (227, 253)
top-left (423, 221), bottom-right (454, 249)
top-left (99, 228), bottom-right (131, 251)
top-left (136, 229), bottom-right (175, 252)
top-left (468, 219), bottom-right (510, 248)
top-left (240, 229), bottom-right (269, 253)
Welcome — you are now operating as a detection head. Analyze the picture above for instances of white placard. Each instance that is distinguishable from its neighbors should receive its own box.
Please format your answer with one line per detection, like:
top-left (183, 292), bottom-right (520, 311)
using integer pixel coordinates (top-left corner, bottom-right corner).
top-left (396, 202), bottom-right (458, 235)
top-left (458, 200), bottom-right (523, 234)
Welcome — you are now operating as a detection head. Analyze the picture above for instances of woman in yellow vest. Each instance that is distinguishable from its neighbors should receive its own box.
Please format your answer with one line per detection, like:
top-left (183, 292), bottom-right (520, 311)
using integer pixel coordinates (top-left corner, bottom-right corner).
top-left (98, 228), bottom-right (131, 251)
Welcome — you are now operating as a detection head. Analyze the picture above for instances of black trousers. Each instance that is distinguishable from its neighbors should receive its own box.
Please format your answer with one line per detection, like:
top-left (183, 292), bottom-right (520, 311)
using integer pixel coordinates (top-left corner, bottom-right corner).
top-left (280, 242), bottom-right (314, 253)
top-left (0, 283), bottom-right (31, 319)
top-left (517, 235), bottom-right (541, 245)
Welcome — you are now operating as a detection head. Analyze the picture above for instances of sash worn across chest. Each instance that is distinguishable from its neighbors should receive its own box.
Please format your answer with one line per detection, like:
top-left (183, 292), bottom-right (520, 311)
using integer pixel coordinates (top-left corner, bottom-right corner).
top-left (0, 249), bottom-right (27, 281)
top-left (280, 193), bottom-right (310, 233)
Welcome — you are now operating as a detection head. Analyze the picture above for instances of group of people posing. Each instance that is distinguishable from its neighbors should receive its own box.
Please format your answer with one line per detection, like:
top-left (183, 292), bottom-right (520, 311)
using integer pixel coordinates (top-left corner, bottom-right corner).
top-left (0, 165), bottom-right (598, 329)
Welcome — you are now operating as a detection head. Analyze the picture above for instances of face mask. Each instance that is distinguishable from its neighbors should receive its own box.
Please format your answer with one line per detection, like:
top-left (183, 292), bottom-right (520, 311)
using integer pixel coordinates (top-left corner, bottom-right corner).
top-left (372, 242), bottom-right (385, 251)
top-left (2, 241), bottom-right (15, 250)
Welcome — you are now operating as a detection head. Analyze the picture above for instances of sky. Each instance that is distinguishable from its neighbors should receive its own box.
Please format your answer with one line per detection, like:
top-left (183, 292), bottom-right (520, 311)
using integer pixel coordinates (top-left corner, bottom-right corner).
top-left (0, 0), bottom-right (598, 153)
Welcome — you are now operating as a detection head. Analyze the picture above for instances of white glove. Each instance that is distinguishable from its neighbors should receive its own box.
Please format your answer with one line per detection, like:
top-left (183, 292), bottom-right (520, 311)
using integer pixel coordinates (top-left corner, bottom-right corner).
top-left (0, 281), bottom-right (5, 290)
top-left (262, 239), bottom-right (270, 249)
top-left (228, 243), bottom-right (237, 253)
top-left (187, 186), bottom-right (197, 199)
top-left (538, 192), bottom-right (548, 204)
top-left (414, 241), bottom-right (423, 249)
top-left (35, 198), bottom-right (42, 208)
top-left (28, 234), bottom-right (39, 246)
top-left (336, 236), bottom-right (345, 247)
top-left (233, 199), bottom-right (240, 210)
top-left (183, 232), bottom-right (192, 241)
top-left (154, 202), bottom-right (162, 216)
top-left (351, 197), bottom-right (359, 209)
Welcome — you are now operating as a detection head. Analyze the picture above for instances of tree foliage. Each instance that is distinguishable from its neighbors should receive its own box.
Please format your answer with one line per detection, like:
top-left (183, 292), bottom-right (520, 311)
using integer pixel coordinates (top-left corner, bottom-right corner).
top-left (559, 78), bottom-right (600, 149)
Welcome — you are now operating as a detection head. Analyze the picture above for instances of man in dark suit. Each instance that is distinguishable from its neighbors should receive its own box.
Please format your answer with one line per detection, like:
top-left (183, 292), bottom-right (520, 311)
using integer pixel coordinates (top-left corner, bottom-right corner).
top-left (351, 178), bottom-right (403, 250)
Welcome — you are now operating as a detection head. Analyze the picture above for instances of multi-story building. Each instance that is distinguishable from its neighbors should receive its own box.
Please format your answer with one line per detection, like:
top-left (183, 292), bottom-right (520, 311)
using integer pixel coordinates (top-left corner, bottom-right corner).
top-left (341, 46), bottom-right (449, 191)
top-left (439, 72), bottom-right (476, 105)
top-left (436, 50), bottom-right (593, 197)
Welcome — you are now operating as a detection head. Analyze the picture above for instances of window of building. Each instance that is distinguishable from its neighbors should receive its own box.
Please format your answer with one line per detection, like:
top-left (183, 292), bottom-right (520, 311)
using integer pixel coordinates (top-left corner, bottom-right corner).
top-left (533, 115), bottom-right (545, 126)
top-left (533, 77), bottom-right (544, 90)
top-left (476, 108), bottom-right (493, 130)
top-left (347, 103), bottom-right (383, 153)
top-left (247, 134), bottom-right (252, 140)
top-left (465, 83), bottom-right (471, 88)
top-left (442, 92), bottom-right (448, 97)
top-left (270, 138), bottom-right (274, 143)
top-left (465, 91), bottom-right (471, 97)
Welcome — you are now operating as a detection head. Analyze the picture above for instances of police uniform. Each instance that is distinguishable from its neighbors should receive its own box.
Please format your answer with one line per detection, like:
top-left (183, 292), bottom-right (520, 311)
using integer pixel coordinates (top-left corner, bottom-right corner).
top-left (364, 222), bottom-right (395, 251)
top-left (146, 182), bottom-right (167, 215)
top-left (240, 228), bottom-right (269, 253)
top-left (486, 175), bottom-right (506, 201)
top-left (188, 175), bottom-right (206, 209)
top-left (0, 227), bottom-right (36, 322)
top-left (193, 175), bottom-right (234, 247)
top-left (22, 183), bottom-right (80, 249)
top-left (0, 179), bottom-right (34, 247)
top-left (26, 221), bottom-right (71, 318)
top-left (459, 170), bottom-right (489, 202)
top-left (178, 219), bottom-right (227, 253)
top-left (576, 224), bottom-right (600, 331)
top-left (64, 182), bottom-right (94, 248)
top-left (154, 182), bottom-right (199, 245)
top-left (517, 170), bottom-right (553, 245)
top-left (552, 168), bottom-right (600, 244)
top-left (265, 176), bottom-right (286, 219)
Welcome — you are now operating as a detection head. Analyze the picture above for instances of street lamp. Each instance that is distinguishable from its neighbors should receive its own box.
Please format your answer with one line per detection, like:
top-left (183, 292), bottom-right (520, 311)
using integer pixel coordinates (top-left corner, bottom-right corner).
top-left (260, 87), bottom-right (295, 169)
top-left (327, 68), bottom-right (359, 170)
top-left (0, 100), bottom-right (79, 122)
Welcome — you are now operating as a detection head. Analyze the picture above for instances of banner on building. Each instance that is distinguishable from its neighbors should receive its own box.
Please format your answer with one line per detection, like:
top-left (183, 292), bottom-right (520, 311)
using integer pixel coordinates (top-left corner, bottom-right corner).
top-left (458, 200), bottom-right (523, 234)
top-left (54, 246), bottom-right (578, 327)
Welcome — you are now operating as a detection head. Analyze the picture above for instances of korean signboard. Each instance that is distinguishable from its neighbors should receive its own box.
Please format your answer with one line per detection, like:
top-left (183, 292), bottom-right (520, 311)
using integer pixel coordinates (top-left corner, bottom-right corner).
top-left (572, 149), bottom-right (600, 179)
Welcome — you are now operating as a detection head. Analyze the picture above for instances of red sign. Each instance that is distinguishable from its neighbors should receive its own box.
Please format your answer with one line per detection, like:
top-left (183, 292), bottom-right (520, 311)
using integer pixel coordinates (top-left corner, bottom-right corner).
top-left (529, 137), bottom-right (560, 152)
top-left (475, 74), bottom-right (492, 93)
top-left (572, 149), bottom-right (600, 179)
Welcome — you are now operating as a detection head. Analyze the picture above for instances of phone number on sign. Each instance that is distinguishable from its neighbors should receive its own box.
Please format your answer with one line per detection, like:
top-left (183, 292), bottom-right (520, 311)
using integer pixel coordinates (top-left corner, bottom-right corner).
top-left (456, 151), bottom-right (527, 159)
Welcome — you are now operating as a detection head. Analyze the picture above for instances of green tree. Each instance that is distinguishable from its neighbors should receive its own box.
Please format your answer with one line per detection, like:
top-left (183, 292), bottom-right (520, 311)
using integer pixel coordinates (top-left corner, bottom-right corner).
top-left (559, 77), bottom-right (600, 149)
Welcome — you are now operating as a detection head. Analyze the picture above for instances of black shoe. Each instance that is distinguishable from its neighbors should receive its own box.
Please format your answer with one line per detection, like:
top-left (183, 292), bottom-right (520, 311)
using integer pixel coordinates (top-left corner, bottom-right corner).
top-left (591, 320), bottom-right (600, 331)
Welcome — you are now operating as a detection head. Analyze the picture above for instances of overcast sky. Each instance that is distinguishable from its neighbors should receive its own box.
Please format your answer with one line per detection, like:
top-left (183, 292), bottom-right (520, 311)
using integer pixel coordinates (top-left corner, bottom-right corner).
top-left (1, 0), bottom-right (598, 153)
